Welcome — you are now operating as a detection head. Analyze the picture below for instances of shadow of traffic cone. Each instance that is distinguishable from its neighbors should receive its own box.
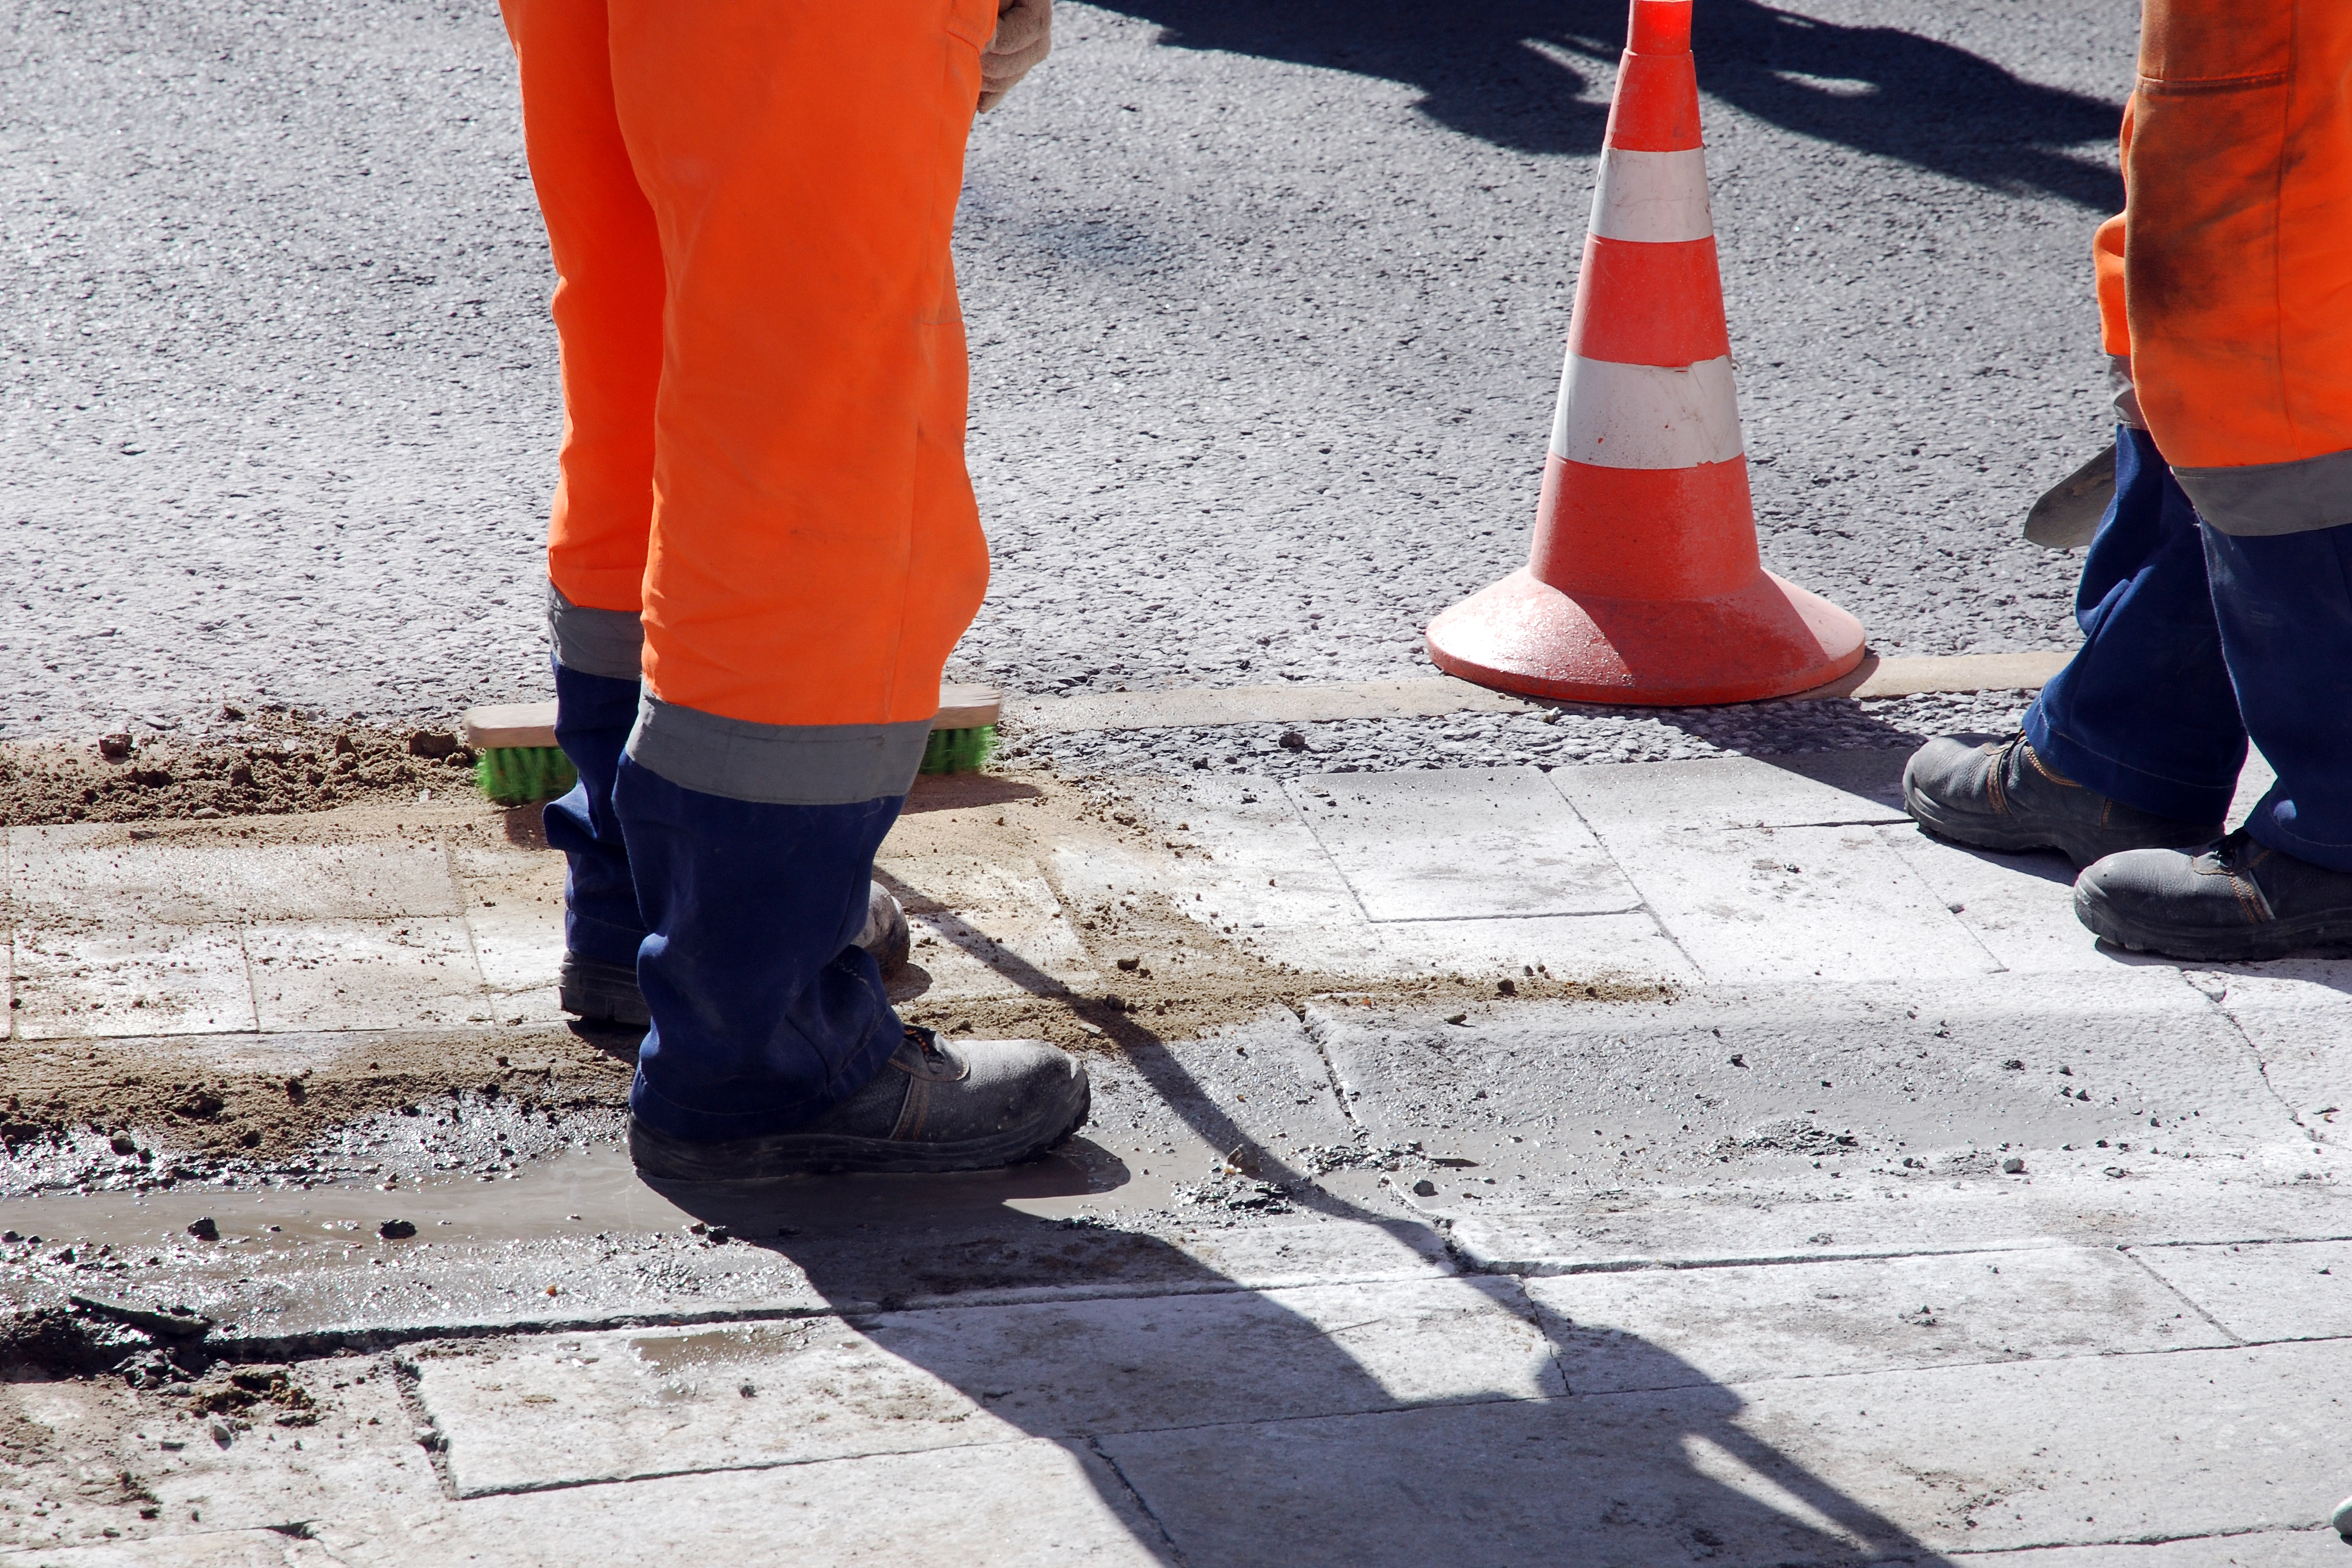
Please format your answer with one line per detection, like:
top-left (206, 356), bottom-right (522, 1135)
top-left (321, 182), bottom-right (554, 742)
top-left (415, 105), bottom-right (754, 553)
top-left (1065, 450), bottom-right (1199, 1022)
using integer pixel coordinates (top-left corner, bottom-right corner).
top-left (1426, 0), bottom-right (1865, 705)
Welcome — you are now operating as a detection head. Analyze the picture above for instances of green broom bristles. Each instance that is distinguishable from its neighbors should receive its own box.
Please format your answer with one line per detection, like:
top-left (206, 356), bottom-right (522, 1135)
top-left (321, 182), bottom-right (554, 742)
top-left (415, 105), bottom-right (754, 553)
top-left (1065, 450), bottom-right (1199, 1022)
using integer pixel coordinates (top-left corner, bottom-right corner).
top-left (921, 723), bottom-right (997, 776)
top-left (476, 745), bottom-right (578, 807)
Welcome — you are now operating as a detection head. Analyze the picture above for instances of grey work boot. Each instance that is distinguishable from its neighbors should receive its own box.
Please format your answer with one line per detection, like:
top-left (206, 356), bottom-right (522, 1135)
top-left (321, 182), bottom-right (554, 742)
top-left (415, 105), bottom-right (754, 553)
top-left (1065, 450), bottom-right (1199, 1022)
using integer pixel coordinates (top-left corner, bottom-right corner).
top-left (560, 880), bottom-right (912, 1028)
top-left (2075, 829), bottom-right (2352, 961)
top-left (1902, 733), bottom-right (2220, 868)
top-left (628, 1026), bottom-right (1090, 1178)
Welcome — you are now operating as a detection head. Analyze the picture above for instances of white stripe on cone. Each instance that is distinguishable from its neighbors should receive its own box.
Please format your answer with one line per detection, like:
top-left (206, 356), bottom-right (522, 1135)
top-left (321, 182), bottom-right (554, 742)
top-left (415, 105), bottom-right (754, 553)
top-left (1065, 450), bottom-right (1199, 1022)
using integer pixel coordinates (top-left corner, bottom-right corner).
top-left (1586, 147), bottom-right (1714, 244)
top-left (1549, 355), bottom-right (1744, 469)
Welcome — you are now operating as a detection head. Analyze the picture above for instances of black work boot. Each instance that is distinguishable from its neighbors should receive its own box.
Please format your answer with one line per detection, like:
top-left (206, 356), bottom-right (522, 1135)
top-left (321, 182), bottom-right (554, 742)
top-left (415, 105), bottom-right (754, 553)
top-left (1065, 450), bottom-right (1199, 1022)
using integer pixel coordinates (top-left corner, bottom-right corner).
top-left (628, 1026), bottom-right (1090, 1178)
top-left (1901, 733), bottom-right (2221, 868)
top-left (559, 880), bottom-right (912, 1027)
top-left (2074, 829), bottom-right (2352, 960)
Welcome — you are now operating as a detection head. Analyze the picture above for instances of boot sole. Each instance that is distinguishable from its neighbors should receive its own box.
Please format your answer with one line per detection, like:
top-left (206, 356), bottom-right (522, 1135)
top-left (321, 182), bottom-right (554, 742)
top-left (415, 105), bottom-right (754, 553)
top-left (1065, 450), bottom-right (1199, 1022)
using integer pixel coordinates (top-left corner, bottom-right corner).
top-left (630, 1076), bottom-right (1092, 1180)
top-left (1903, 782), bottom-right (2212, 870)
top-left (2075, 883), bottom-right (2352, 962)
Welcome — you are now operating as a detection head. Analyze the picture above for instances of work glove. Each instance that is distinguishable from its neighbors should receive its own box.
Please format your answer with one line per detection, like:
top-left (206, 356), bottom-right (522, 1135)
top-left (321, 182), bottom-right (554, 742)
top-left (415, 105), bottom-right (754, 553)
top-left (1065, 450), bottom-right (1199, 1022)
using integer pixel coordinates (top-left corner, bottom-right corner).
top-left (979, 0), bottom-right (1051, 112)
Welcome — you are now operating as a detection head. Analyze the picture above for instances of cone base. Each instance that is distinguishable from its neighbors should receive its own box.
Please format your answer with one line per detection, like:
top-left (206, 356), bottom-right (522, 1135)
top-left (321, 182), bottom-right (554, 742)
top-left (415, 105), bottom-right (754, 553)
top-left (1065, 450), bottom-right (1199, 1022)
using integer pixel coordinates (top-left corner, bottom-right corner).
top-left (1426, 567), bottom-right (1867, 707)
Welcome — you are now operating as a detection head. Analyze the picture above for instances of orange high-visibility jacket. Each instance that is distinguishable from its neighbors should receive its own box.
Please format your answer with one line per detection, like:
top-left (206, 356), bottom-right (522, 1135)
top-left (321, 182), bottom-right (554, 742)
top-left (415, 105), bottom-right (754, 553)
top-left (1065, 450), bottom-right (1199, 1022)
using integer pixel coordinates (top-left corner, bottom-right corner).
top-left (2095, 0), bottom-right (2352, 536)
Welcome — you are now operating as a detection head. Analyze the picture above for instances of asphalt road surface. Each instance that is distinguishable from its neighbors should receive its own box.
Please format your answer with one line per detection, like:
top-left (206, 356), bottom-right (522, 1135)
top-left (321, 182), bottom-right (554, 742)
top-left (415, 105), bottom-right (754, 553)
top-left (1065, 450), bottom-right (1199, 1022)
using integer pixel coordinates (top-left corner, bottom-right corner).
top-left (2, 0), bottom-right (2133, 743)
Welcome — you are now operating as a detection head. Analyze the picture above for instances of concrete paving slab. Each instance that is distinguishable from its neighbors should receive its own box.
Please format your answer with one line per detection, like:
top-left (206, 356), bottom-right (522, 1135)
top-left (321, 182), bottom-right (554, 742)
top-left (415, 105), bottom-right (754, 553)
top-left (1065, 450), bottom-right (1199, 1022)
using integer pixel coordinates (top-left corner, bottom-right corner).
top-left (448, 843), bottom-right (564, 1012)
top-left (1950, 1529), bottom-right (2343, 1566)
top-left (1100, 1387), bottom-right (1939, 1568)
top-left (1284, 768), bottom-right (1638, 921)
top-left (0, 1533), bottom-right (345, 1565)
top-left (887, 861), bottom-right (1102, 1004)
top-left (1581, 815), bottom-right (2000, 983)
top-left (1527, 1247), bottom-right (2232, 1393)
top-left (416, 1275), bottom-right (1556, 1496)
top-left (313, 1438), bottom-right (1166, 1568)
top-left (1097, 788), bottom-right (1692, 982)
top-left (1367, 911), bottom-right (1696, 987)
top-left (1877, 823), bottom-right (2143, 974)
top-left (2127, 1239), bottom-right (2352, 1346)
top-left (1315, 973), bottom-right (2279, 1198)
top-left (244, 920), bottom-right (485, 1032)
top-left (2193, 963), bottom-right (2352, 1138)
top-left (1449, 1173), bottom-right (2352, 1275)
top-left (1052, 803), bottom-right (1394, 977)
top-left (7, 835), bottom-right (459, 927)
top-left (9, 924), bottom-right (255, 1040)
top-left (1103, 1339), bottom-right (2352, 1565)
top-left (1555, 752), bottom-right (1912, 833)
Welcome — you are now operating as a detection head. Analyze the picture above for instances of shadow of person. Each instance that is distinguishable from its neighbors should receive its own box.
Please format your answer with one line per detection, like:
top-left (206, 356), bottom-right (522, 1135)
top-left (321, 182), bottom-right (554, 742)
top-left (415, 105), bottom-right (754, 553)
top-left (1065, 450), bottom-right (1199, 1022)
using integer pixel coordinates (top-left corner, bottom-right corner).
top-left (1094, 0), bottom-right (2123, 210)
top-left (648, 992), bottom-right (1962, 1564)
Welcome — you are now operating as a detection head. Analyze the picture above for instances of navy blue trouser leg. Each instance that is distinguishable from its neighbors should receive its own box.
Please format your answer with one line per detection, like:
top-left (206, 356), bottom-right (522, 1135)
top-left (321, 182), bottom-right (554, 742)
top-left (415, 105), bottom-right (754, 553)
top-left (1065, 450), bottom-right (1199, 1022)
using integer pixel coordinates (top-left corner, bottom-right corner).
top-left (544, 659), bottom-right (649, 966)
top-left (2025, 425), bottom-right (2352, 871)
top-left (2205, 524), bottom-right (2352, 873)
top-left (2024, 426), bottom-right (2247, 825)
top-left (613, 755), bottom-right (906, 1142)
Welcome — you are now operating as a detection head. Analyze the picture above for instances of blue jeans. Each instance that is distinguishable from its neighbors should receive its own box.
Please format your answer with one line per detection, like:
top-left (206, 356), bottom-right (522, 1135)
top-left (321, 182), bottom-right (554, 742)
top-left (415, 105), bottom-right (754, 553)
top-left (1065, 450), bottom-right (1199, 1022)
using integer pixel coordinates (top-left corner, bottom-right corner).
top-left (543, 661), bottom-right (905, 1141)
top-left (2025, 425), bottom-right (2352, 872)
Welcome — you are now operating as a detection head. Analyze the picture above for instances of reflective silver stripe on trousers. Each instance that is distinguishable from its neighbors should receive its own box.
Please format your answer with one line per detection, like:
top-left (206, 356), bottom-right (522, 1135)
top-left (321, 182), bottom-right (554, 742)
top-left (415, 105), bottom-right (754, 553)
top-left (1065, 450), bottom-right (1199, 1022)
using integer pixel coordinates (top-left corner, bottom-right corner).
top-left (547, 582), bottom-right (646, 680)
top-left (2175, 445), bottom-right (2352, 537)
top-left (626, 693), bottom-right (931, 806)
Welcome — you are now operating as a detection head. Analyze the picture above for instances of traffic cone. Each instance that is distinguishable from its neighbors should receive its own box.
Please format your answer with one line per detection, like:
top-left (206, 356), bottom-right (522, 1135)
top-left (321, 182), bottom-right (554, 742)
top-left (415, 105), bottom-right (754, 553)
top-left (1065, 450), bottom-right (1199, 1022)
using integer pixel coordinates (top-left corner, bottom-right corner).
top-left (1425, 0), bottom-right (1865, 705)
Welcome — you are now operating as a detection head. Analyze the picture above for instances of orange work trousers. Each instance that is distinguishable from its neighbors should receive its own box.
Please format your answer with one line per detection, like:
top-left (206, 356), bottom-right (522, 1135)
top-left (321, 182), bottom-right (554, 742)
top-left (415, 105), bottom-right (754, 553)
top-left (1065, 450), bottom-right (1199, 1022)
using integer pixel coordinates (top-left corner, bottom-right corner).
top-left (2094, 0), bottom-right (2352, 535)
top-left (502, 0), bottom-right (995, 767)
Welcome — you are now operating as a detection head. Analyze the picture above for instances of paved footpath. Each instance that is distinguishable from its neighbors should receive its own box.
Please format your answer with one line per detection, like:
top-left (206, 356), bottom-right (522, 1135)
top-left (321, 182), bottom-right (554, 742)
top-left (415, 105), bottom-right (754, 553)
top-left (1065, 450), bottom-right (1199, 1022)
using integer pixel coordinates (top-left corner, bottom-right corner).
top-left (3, 749), bottom-right (2346, 1565)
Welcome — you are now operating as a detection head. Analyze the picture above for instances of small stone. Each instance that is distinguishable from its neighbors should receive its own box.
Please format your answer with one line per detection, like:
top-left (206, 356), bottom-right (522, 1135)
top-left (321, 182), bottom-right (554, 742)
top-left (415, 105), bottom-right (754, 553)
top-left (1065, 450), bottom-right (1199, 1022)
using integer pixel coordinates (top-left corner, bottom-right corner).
top-left (1411, 1178), bottom-right (1438, 1196)
top-left (110, 1135), bottom-right (137, 1155)
top-left (739, 1382), bottom-right (757, 1399)
top-left (1115, 956), bottom-right (1141, 972)
top-left (99, 732), bottom-right (133, 760)
top-left (706, 1226), bottom-right (731, 1244)
top-left (406, 730), bottom-right (458, 759)
top-left (2002, 1059), bottom-right (2025, 1071)
top-left (1444, 1012), bottom-right (1469, 1025)
top-left (191, 806), bottom-right (222, 820)
top-left (186, 1217), bottom-right (219, 1241)
top-left (378, 1219), bottom-right (417, 1239)
top-left (2001, 1157), bottom-right (2025, 1175)
top-left (219, 705), bottom-right (245, 721)
top-left (1277, 730), bottom-right (1308, 752)
top-left (1729, 1054), bottom-right (1747, 1068)
top-left (1496, 978), bottom-right (1515, 996)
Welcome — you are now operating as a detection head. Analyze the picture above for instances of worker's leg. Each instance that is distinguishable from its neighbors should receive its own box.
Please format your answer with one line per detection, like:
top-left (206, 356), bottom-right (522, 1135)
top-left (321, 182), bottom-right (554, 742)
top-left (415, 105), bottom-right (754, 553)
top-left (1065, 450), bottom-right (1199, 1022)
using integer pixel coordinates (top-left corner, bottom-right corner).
top-left (2070, 0), bottom-right (2352, 957)
top-left (2020, 424), bottom-right (2246, 826)
top-left (604, 0), bottom-right (996, 1140)
top-left (2204, 525), bottom-right (2352, 872)
top-left (499, 0), bottom-right (665, 986)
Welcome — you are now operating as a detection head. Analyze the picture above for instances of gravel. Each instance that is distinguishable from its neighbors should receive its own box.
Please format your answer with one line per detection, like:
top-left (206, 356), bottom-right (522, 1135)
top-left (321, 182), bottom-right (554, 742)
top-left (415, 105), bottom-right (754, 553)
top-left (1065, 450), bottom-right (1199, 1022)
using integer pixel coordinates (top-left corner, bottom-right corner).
top-left (1004, 689), bottom-right (2034, 777)
top-left (4, 0), bottom-right (2120, 763)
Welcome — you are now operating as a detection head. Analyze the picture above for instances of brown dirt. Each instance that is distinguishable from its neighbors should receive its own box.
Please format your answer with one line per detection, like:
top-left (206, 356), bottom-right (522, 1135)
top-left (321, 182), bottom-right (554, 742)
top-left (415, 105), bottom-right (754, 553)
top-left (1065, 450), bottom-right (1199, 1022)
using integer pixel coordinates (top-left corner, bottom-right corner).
top-left (1, 1026), bottom-right (637, 1165)
top-left (880, 771), bottom-right (1672, 1055)
top-left (0, 712), bottom-right (485, 825)
top-left (1, 768), bottom-right (1671, 1158)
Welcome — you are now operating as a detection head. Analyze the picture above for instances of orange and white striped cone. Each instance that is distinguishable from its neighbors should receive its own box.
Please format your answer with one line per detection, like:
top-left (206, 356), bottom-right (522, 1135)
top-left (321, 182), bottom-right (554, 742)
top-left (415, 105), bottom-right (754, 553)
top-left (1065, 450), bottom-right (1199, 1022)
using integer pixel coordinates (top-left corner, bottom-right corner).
top-left (1426, 0), bottom-right (1865, 706)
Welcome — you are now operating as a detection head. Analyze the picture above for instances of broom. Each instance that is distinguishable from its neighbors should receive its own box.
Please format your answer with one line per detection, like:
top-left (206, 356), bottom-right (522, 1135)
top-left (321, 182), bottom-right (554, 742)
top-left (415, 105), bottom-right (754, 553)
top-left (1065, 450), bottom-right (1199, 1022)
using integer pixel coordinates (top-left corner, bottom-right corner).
top-left (462, 683), bottom-right (1003, 807)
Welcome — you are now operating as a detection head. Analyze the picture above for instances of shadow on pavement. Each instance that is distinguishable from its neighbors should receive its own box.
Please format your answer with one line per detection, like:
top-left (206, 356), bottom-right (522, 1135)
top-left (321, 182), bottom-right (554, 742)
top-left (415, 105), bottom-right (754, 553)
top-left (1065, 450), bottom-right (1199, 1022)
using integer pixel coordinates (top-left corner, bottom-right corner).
top-left (1098, 0), bottom-right (2124, 208)
top-left (651, 987), bottom-right (1960, 1563)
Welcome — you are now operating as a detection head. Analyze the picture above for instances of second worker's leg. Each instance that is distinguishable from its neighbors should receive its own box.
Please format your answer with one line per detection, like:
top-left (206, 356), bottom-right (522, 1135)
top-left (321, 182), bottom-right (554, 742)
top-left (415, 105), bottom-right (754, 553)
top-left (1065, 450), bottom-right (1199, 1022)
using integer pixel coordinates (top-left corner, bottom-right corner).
top-left (2076, 522), bottom-right (2352, 958)
top-left (1903, 423), bottom-right (2243, 866)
